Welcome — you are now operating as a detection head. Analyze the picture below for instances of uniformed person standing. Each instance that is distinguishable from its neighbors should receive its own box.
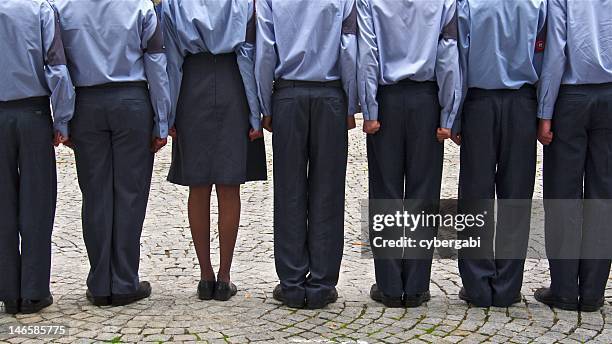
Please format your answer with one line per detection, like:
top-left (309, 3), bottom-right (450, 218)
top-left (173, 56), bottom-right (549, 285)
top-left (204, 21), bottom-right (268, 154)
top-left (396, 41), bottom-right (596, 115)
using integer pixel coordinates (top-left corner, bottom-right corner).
top-left (535, 0), bottom-right (612, 313)
top-left (162, 0), bottom-right (266, 302)
top-left (256, 0), bottom-right (358, 309)
top-left (454, 0), bottom-right (547, 307)
top-left (54, 0), bottom-right (170, 306)
top-left (0, 0), bottom-right (75, 314)
top-left (358, 0), bottom-right (461, 308)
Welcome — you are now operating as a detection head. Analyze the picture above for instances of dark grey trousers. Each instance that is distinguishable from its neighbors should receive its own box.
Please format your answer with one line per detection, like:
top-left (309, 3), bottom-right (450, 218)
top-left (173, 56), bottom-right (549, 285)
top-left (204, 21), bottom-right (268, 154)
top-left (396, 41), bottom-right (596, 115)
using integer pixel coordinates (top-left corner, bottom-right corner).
top-left (368, 80), bottom-right (443, 298)
top-left (71, 83), bottom-right (154, 297)
top-left (272, 80), bottom-right (348, 305)
top-left (544, 83), bottom-right (612, 302)
top-left (458, 86), bottom-right (537, 307)
top-left (0, 97), bottom-right (56, 301)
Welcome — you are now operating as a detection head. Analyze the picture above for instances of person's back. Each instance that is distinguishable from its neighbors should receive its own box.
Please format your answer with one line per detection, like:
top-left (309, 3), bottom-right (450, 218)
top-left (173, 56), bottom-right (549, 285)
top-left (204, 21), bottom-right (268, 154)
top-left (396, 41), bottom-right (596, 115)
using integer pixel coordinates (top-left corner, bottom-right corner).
top-left (459, 0), bottom-right (547, 90)
top-left (256, 0), bottom-right (358, 118)
top-left (358, 0), bottom-right (460, 308)
top-left (54, 0), bottom-right (171, 307)
top-left (54, 0), bottom-right (156, 86)
top-left (162, 0), bottom-right (267, 302)
top-left (0, 0), bottom-right (74, 315)
top-left (453, 0), bottom-right (546, 309)
top-left (256, 0), bottom-right (358, 310)
top-left (535, 0), bottom-right (612, 313)
top-left (562, 1), bottom-right (612, 84)
top-left (1, 1), bottom-right (58, 100)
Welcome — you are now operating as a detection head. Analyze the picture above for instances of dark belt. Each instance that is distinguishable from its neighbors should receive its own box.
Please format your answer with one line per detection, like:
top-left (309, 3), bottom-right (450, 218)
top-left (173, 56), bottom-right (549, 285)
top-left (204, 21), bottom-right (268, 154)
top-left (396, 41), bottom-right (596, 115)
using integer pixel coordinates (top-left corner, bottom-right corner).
top-left (0, 96), bottom-right (49, 109)
top-left (77, 81), bottom-right (147, 91)
top-left (560, 82), bottom-right (612, 92)
top-left (467, 84), bottom-right (535, 98)
top-left (274, 79), bottom-right (342, 90)
top-left (186, 52), bottom-right (235, 59)
top-left (381, 78), bottom-right (437, 91)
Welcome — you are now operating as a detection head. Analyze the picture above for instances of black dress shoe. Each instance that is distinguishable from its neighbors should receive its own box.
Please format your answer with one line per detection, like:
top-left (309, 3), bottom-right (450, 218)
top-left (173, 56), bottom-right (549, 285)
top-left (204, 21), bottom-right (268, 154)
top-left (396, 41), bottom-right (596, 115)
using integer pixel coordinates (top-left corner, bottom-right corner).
top-left (404, 291), bottom-right (431, 308)
top-left (580, 297), bottom-right (604, 312)
top-left (21, 295), bottom-right (53, 314)
top-left (213, 281), bottom-right (237, 301)
top-left (2, 300), bottom-right (20, 315)
top-left (198, 280), bottom-right (216, 301)
top-left (458, 287), bottom-right (471, 303)
top-left (112, 281), bottom-right (152, 306)
top-left (370, 284), bottom-right (403, 308)
top-left (272, 284), bottom-right (305, 308)
top-left (306, 288), bottom-right (338, 309)
top-left (86, 289), bottom-right (111, 306)
top-left (534, 288), bottom-right (578, 311)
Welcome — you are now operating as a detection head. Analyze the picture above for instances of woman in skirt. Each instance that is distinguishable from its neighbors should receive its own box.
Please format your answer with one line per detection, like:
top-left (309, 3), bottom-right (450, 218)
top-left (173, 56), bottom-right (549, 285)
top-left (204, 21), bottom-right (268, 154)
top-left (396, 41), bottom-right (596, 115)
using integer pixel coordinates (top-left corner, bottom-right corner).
top-left (162, 0), bottom-right (266, 301)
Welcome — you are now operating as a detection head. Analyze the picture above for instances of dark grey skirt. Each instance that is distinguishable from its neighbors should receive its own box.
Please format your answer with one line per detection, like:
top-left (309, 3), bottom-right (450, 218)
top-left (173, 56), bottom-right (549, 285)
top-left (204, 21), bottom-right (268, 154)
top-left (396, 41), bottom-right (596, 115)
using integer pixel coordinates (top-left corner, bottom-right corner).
top-left (167, 52), bottom-right (267, 186)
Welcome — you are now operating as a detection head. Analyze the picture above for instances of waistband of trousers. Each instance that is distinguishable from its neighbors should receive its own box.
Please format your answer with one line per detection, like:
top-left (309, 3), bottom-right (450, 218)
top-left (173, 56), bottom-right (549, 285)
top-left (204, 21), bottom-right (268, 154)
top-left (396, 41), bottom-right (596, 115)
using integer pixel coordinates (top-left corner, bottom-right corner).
top-left (274, 79), bottom-right (342, 90)
top-left (560, 82), bottom-right (612, 92)
top-left (381, 79), bottom-right (437, 91)
top-left (185, 52), bottom-right (236, 61)
top-left (467, 84), bottom-right (535, 98)
top-left (76, 81), bottom-right (147, 91)
top-left (0, 96), bottom-right (50, 110)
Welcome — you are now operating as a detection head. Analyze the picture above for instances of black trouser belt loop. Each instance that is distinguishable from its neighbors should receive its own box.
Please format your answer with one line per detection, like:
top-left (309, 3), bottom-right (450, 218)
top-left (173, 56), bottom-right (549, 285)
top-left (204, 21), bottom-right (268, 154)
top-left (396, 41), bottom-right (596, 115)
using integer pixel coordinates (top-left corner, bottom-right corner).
top-left (275, 79), bottom-right (342, 90)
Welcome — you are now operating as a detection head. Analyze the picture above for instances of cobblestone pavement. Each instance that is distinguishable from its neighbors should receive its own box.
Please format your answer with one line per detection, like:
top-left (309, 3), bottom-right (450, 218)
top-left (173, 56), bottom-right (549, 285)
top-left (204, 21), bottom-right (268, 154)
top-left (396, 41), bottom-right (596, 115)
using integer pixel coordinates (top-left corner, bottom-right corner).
top-left (1, 119), bottom-right (611, 343)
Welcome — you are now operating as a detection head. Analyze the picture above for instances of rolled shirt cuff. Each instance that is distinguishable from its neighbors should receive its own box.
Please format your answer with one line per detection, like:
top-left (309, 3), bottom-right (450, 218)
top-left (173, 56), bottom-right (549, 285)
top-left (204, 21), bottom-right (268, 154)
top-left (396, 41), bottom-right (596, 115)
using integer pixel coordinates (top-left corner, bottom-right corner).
top-left (154, 123), bottom-right (169, 139)
top-left (250, 117), bottom-right (262, 131)
top-left (54, 122), bottom-right (69, 138)
top-left (537, 109), bottom-right (554, 120)
top-left (362, 105), bottom-right (379, 121)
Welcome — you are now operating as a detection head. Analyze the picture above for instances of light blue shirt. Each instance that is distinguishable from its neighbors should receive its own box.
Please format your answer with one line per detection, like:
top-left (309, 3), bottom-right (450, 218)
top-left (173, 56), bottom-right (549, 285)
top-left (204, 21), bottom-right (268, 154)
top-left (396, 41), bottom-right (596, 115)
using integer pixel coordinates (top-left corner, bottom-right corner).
top-left (162, 0), bottom-right (261, 131)
top-left (458, 0), bottom-right (547, 93)
top-left (54, 0), bottom-right (170, 138)
top-left (256, 0), bottom-right (359, 117)
top-left (0, 0), bottom-right (75, 137)
top-left (538, 0), bottom-right (612, 119)
top-left (358, 0), bottom-right (461, 128)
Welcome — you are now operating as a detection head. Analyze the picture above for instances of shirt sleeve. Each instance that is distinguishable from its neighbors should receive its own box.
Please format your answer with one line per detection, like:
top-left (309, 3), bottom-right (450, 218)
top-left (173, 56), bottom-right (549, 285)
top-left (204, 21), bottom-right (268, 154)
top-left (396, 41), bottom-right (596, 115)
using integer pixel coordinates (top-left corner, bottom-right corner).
top-left (255, 0), bottom-right (277, 117)
top-left (161, 0), bottom-right (183, 130)
top-left (41, 2), bottom-right (75, 137)
top-left (142, 3), bottom-right (170, 139)
top-left (537, 0), bottom-right (565, 120)
top-left (357, 0), bottom-right (380, 121)
top-left (340, 0), bottom-right (358, 116)
top-left (236, 0), bottom-right (262, 130)
top-left (533, 0), bottom-right (548, 77)
top-left (453, 0), bottom-right (470, 134)
top-left (436, 0), bottom-right (461, 130)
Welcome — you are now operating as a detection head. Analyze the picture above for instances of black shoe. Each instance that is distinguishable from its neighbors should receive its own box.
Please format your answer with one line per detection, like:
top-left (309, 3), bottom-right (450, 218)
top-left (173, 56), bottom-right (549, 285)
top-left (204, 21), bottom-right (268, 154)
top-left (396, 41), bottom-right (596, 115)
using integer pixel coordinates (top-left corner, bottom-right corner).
top-left (404, 291), bottom-right (431, 308)
top-left (272, 284), bottom-right (305, 309)
top-left (580, 297), bottom-right (604, 312)
top-left (213, 281), bottom-right (237, 301)
top-left (86, 289), bottom-right (111, 306)
top-left (198, 280), bottom-right (216, 301)
top-left (20, 295), bottom-right (53, 314)
top-left (458, 287), bottom-right (471, 303)
top-left (306, 288), bottom-right (339, 309)
top-left (112, 281), bottom-right (152, 306)
top-left (2, 300), bottom-right (20, 315)
top-left (534, 288), bottom-right (578, 311)
top-left (370, 284), bottom-right (403, 308)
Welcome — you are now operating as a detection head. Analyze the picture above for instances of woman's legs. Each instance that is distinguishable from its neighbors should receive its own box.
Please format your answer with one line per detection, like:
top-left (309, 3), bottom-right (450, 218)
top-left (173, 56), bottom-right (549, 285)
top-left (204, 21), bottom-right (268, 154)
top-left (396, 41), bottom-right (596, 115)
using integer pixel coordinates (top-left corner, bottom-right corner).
top-left (216, 185), bottom-right (241, 283)
top-left (188, 185), bottom-right (215, 281)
